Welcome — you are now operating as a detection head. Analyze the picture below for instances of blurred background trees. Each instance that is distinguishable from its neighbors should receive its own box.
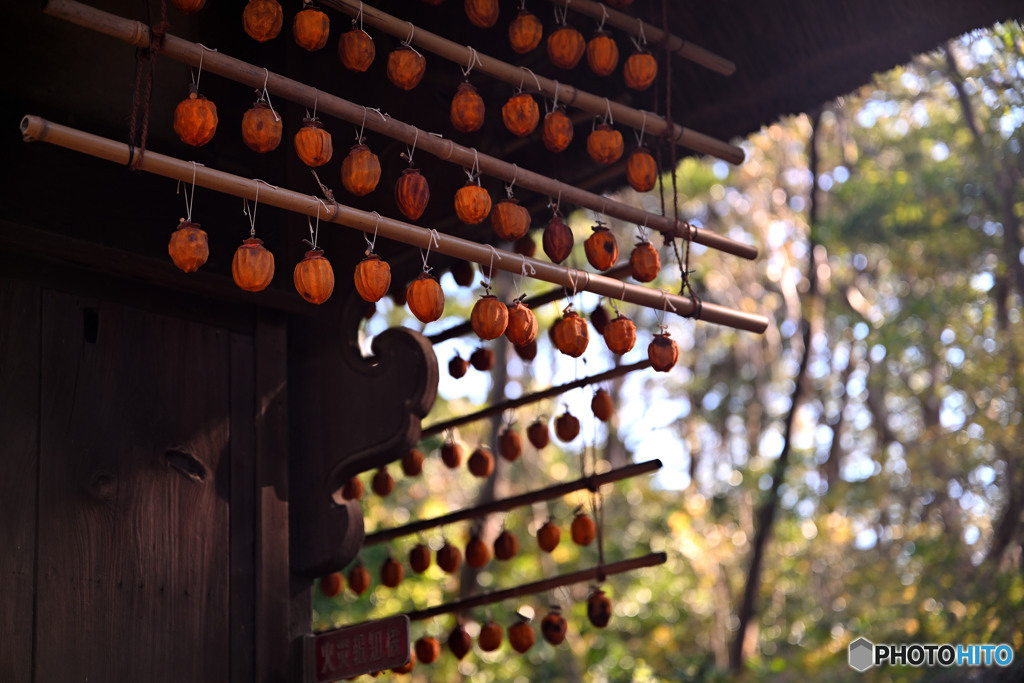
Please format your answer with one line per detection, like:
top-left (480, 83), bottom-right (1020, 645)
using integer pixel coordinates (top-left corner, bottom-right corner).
top-left (313, 22), bottom-right (1023, 681)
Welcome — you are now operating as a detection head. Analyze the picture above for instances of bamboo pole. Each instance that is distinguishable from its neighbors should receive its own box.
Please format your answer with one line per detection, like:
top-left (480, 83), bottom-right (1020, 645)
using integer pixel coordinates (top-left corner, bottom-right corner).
top-left (43, 0), bottom-right (758, 262)
top-left (364, 459), bottom-right (660, 546)
top-left (544, 0), bottom-right (736, 76)
top-left (426, 262), bottom-right (632, 345)
top-left (322, 0), bottom-right (745, 165)
top-left (20, 115), bottom-right (769, 333)
top-left (421, 360), bottom-right (651, 437)
top-left (403, 552), bottom-right (667, 621)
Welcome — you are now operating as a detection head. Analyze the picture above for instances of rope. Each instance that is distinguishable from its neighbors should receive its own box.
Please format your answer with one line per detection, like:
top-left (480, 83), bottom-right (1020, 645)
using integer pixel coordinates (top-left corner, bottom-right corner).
top-left (126, 0), bottom-right (168, 171)
top-left (420, 228), bottom-right (441, 272)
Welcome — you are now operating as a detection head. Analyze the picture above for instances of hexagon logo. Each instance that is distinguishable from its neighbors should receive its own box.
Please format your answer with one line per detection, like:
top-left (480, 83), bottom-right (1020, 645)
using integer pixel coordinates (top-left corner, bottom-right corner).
top-left (848, 637), bottom-right (874, 672)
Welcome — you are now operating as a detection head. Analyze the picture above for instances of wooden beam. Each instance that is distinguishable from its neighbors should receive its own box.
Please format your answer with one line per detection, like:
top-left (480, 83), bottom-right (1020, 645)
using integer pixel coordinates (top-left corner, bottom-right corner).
top-left (20, 115), bottom-right (770, 333)
top-left (43, 0), bottom-right (758, 262)
top-left (322, 0), bottom-right (745, 165)
top-left (364, 459), bottom-right (661, 546)
top-left (421, 359), bottom-right (651, 437)
top-left (543, 0), bottom-right (736, 76)
top-left (402, 552), bottom-right (667, 622)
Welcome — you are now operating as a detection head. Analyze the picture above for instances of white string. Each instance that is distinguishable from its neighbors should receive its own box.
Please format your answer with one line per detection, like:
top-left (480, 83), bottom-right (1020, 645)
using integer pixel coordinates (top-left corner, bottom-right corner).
top-left (402, 128), bottom-right (420, 165)
top-left (464, 148), bottom-right (481, 183)
top-left (519, 67), bottom-right (542, 94)
top-left (610, 280), bottom-right (627, 315)
top-left (505, 164), bottom-right (519, 199)
top-left (260, 68), bottom-right (280, 121)
top-left (243, 182), bottom-right (260, 237)
top-left (306, 89), bottom-right (319, 121)
top-left (306, 201), bottom-right (322, 250)
top-left (482, 246), bottom-right (503, 290)
top-left (364, 211), bottom-right (382, 253)
top-left (179, 161), bottom-right (201, 223)
top-left (401, 22), bottom-right (423, 57)
top-left (634, 111), bottom-right (648, 146)
top-left (636, 219), bottom-right (650, 243)
top-left (515, 254), bottom-right (536, 299)
top-left (191, 44), bottom-right (217, 91)
top-left (462, 46), bottom-right (482, 78)
top-left (604, 98), bottom-right (614, 126)
top-left (657, 289), bottom-right (678, 326)
top-left (420, 229), bottom-right (441, 272)
top-left (597, 4), bottom-right (608, 32)
top-left (630, 19), bottom-right (649, 52)
top-left (355, 1), bottom-right (364, 30)
top-left (553, 1), bottom-right (567, 26)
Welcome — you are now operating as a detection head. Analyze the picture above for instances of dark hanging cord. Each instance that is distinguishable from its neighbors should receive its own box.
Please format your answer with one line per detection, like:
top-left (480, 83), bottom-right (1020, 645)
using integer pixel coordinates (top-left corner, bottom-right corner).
top-left (127, 0), bottom-right (169, 170)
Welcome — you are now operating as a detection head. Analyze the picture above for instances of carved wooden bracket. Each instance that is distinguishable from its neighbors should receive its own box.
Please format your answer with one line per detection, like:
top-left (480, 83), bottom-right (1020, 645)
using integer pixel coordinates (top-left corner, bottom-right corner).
top-left (288, 297), bottom-right (438, 578)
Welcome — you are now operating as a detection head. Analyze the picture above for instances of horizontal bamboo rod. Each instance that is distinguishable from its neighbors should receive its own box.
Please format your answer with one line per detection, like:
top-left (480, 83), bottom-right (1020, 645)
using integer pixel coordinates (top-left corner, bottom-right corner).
top-left (404, 551), bottom-right (667, 622)
top-left (427, 262), bottom-right (632, 345)
top-left (365, 459), bottom-right (660, 546)
top-left (43, 0), bottom-right (758, 262)
top-left (545, 0), bottom-right (736, 76)
top-left (20, 116), bottom-right (768, 334)
top-left (323, 0), bottom-right (745, 165)
top-left (421, 359), bottom-right (651, 438)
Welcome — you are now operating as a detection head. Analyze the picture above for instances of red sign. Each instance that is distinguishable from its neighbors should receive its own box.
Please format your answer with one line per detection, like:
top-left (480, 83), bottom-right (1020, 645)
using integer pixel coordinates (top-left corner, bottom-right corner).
top-left (308, 615), bottom-right (410, 681)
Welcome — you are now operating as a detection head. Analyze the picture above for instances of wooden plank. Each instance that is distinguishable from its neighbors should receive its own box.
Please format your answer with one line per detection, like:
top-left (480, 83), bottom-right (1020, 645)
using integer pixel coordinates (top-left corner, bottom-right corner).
top-left (36, 292), bottom-right (232, 682)
top-left (0, 279), bottom-right (40, 683)
top-left (254, 312), bottom-right (292, 683)
top-left (230, 333), bottom-right (257, 683)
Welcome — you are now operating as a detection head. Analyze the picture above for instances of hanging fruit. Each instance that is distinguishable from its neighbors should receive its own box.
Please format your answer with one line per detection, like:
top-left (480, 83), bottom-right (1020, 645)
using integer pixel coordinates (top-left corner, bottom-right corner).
top-left (626, 147), bottom-right (657, 192)
top-left (547, 25), bottom-right (585, 69)
top-left (554, 409), bottom-right (580, 442)
top-left (584, 223), bottom-right (619, 271)
top-left (243, 0), bottom-right (283, 42)
top-left (526, 419), bottom-right (549, 449)
top-left (505, 299), bottom-right (538, 347)
top-left (293, 249), bottom-right (334, 304)
top-left (513, 234), bottom-right (536, 258)
top-left (454, 183), bottom-right (492, 224)
top-left (293, 117), bottom-right (333, 167)
top-left (571, 512), bottom-right (596, 545)
top-left (371, 467), bottom-right (394, 496)
top-left (502, 93), bottom-right (540, 137)
top-left (542, 608), bottom-right (568, 645)
top-left (478, 620), bottom-right (503, 652)
top-left (293, 4), bottom-right (330, 51)
top-left (415, 637), bottom-right (440, 665)
top-left (624, 50), bottom-right (658, 90)
top-left (348, 562), bottom-right (371, 595)
top-left (341, 143), bottom-right (381, 196)
top-left (409, 543), bottom-right (431, 573)
top-left (648, 330), bottom-right (679, 372)
top-left (508, 617), bottom-right (535, 653)
top-left (587, 588), bottom-right (613, 628)
top-left (471, 294), bottom-right (509, 340)
top-left (464, 0), bottom-right (499, 28)
top-left (586, 31), bottom-right (619, 76)
top-left (352, 253), bottom-right (390, 302)
top-left (406, 273), bottom-right (445, 322)
top-left (509, 10), bottom-right (543, 53)
top-left (394, 166), bottom-right (430, 220)
top-left (402, 449), bottom-right (425, 477)
top-left (392, 651), bottom-right (415, 675)
top-left (448, 623), bottom-right (472, 660)
top-left (604, 313), bottom-right (637, 354)
top-left (537, 519), bottom-right (561, 552)
top-left (591, 303), bottom-right (611, 334)
top-left (466, 534), bottom-right (490, 568)
top-left (168, 221), bottom-right (209, 273)
top-left (319, 571), bottom-right (344, 598)
top-left (587, 123), bottom-right (624, 165)
top-left (591, 388), bottom-right (614, 421)
top-left (469, 346), bottom-right (495, 371)
top-left (630, 240), bottom-right (661, 282)
top-left (449, 354), bottom-right (468, 378)
top-left (441, 440), bottom-right (463, 468)
top-left (232, 237), bottom-right (275, 292)
top-left (514, 338), bottom-right (537, 361)
top-left (542, 214), bottom-right (574, 263)
top-left (436, 541), bottom-right (463, 573)
top-left (542, 107), bottom-right (574, 153)
top-left (498, 427), bottom-right (522, 461)
top-left (342, 476), bottom-right (363, 500)
top-left (174, 85), bottom-right (218, 147)
top-left (241, 101), bottom-right (281, 153)
top-left (493, 529), bottom-right (519, 560)
top-left (468, 447), bottom-right (495, 478)
top-left (491, 198), bottom-right (531, 241)
top-left (380, 555), bottom-right (404, 587)
top-left (552, 308), bottom-right (589, 357)
top-left (172, 0), bottom-right (205, 15)
top-left (450, 82), bottom-right (485, 133)
top-left (338, 26), bottom-right (375, 71)
top-left (387, 46), bottom-right (426, 90)
top-left (451, 260), bottom-right (475, 287)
